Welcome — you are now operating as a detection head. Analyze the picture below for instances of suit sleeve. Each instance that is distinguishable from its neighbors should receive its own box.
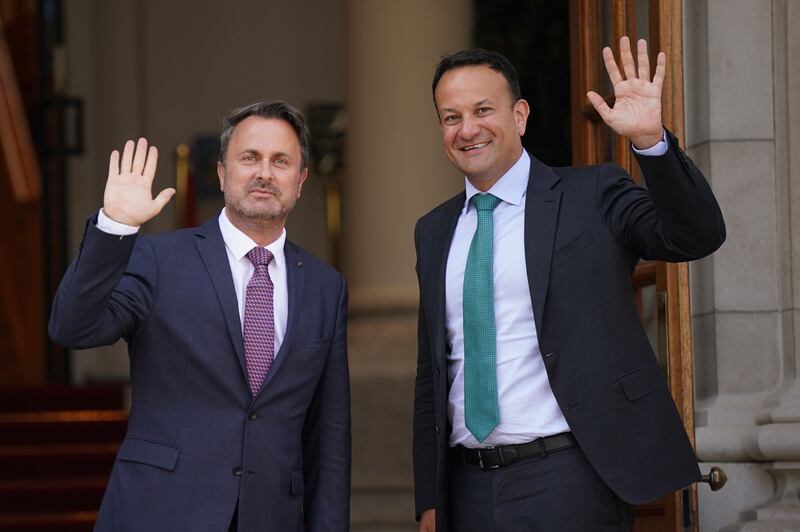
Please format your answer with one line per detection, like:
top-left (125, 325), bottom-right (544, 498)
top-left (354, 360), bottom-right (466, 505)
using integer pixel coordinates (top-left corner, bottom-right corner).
top-left (598, 130), bottom-right (726, 262)
top-left (48, 214), bottom-right (156, 348)
top-left (302, 273), bottom-right (351, 531)
top-left (412, 220), bottom-right (437, 519)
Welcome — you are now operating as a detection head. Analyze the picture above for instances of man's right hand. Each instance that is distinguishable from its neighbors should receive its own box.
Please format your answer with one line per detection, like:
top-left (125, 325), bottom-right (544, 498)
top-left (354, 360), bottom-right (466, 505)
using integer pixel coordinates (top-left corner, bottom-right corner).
top-left (103, 138), bottom-right (175, 226)
top-left (419, 508), bottom-right (435, 532)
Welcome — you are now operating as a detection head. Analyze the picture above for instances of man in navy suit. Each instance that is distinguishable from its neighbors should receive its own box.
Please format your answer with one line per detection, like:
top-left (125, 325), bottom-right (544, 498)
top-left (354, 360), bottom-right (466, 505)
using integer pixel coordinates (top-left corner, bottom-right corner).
top-left (413, 39), bottom-right (725, 531)
top-left (50, 101), bottom-right (350, 531)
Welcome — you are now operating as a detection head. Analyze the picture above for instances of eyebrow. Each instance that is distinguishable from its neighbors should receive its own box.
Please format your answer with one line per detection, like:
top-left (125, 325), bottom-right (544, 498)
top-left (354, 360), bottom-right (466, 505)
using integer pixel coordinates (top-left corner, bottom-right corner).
top-left (439, 99), bottom-right (494, 114)
top-left (237, 149), bottom-right (294, 160)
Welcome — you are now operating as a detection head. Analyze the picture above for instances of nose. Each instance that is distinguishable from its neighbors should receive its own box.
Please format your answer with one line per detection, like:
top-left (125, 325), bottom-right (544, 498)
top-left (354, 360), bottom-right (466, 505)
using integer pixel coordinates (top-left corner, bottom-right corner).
top-left (459, 115), bottom-right (480, 140)
top-left (254, 160), bottom-right (272, 181)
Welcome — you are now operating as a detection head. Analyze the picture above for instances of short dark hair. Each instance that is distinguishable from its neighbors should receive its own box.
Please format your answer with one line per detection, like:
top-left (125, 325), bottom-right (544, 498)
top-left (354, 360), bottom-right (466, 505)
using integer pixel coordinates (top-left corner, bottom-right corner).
top-left (219, 100), bottom-right (310, 169)
top-left (431, 48), bottom-right (522, 109)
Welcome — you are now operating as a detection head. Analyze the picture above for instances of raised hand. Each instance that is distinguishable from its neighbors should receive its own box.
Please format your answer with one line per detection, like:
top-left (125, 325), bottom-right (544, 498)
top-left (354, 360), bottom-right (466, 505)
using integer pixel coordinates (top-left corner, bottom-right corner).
top-left (587, 36), bottom-right (665, 149)
top-left (103, 138), bottom-right (175, 226)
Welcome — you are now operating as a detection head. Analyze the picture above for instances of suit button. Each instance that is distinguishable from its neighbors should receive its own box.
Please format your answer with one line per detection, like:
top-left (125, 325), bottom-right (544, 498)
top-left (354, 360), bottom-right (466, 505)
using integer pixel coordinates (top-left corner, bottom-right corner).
top-left (233, 466), bottom-right (242, 476)
top-left (434, 424), bottom-right (440, 434)
top-left (249, 412), bottom-right (258, 421)
top-left (435, 368), bottom-right (441, 377)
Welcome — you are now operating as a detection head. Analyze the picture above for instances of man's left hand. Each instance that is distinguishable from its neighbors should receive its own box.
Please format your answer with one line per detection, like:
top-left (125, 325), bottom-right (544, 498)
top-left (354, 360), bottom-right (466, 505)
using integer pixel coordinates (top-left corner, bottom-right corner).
top-left (587, 36), bottom-right (664, 150)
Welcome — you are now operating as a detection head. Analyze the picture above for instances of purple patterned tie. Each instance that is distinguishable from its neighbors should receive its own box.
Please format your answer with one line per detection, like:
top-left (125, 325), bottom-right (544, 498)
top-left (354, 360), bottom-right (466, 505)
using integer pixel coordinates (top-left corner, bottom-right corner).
top-left (244, 246), bottom-right (275, 396)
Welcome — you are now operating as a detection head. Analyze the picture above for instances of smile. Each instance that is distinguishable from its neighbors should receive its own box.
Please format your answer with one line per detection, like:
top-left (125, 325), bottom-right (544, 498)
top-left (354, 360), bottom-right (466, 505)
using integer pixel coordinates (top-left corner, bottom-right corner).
top-left (460, 141), bottom-right (490, 152)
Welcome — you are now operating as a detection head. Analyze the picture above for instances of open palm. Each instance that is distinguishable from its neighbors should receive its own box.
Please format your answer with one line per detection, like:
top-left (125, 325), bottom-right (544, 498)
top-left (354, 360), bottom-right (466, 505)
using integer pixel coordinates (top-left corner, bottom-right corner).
top-left (103, 138), bottom-right (175, 226)
top-left (587, 36), bottom-right (665, 149)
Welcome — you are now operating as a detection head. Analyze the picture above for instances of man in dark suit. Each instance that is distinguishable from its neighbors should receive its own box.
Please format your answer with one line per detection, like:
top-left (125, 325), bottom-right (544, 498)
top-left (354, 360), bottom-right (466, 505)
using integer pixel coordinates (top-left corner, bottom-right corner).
top-left (413, 38), bottom-right (725, 531)
top-left (49, 101), bottom-right (350, 531)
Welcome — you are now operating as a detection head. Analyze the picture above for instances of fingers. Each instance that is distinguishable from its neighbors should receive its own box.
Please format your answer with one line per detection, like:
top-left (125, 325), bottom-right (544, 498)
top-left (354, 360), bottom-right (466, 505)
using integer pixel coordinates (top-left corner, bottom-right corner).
top-left (653, 51), bottom-right (666, 93)
top-left (619, 36), bottom-right (636, 80)
top-left (143, 146), bottom-right (158, 182)
top-left (108, 150), bottom-right (120, 178)
top-left (602, 46), bottom-right (623, 86)
top-left (117, 138), bottom-right (156, 176)
top-left (637, 39), bottom-right (650, 80)
top-left (586, 91), bottom-right (611, 122)
top-left (120, 140), bottom-right (135, 174)
top-left (132, 138), bottom-right (148, 175)
top-left (153, 187), bottom-right (176, 213)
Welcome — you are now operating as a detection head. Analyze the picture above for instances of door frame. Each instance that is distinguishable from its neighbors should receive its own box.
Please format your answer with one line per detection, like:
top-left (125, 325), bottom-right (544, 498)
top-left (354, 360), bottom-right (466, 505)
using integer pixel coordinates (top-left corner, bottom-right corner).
top-left (569, 1), bottom-right (698, 530)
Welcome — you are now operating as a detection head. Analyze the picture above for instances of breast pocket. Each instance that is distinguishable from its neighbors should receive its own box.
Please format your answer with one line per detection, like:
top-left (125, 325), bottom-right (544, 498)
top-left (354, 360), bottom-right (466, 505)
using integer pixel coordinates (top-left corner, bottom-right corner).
top-left (552, 229), bottom-right (593, 268)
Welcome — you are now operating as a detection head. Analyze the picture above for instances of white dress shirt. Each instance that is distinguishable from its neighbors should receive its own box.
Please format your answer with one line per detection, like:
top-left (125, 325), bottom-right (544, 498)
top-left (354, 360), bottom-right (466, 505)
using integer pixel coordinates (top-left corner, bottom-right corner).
top-left (445, 150), bottom-right (569, 448)
top-left (96, 208), bottom-right (289, 357)
top-left (445, 137), bottom-right (668, 448)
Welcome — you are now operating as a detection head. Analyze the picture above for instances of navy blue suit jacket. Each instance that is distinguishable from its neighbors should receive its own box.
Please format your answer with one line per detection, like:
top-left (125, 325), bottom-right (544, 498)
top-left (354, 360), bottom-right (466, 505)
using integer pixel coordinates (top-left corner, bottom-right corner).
top-left (412, 132), bottom-right (726, 530)
top-left (50, 215), bottom-right (350, 532)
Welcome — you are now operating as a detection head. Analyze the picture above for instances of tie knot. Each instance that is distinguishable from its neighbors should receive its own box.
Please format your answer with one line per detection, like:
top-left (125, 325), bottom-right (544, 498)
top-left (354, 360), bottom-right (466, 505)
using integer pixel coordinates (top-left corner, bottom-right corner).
top-left (471, 193), bottom-right (501, 212)
top-left (246, 246), bottom-right (274, 267)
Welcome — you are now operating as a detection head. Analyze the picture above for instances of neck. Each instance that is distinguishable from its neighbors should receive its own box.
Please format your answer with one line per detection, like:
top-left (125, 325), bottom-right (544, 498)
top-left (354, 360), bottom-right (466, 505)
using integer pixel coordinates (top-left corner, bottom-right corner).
top-left (468, 175), bottom-right (501, 192)
top-left (225, 209), bottom-right (285, 247)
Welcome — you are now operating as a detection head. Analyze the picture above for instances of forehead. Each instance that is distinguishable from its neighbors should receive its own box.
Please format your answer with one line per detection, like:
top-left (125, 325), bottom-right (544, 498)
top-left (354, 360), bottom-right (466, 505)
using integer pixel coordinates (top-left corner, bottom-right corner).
top-left (228, 116), bottom-right (301, 154)
top-left (435, 65), bottom-right (513, 108)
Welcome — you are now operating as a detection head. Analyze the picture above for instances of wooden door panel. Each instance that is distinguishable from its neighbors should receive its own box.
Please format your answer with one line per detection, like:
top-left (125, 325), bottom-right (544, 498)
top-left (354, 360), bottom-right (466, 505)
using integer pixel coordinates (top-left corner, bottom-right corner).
top-left (570, 1), bottom-right (697, 530)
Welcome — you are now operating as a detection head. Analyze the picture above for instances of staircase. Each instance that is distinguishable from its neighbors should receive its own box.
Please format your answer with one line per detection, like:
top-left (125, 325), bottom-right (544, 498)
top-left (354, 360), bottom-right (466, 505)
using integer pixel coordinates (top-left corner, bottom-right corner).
top-left (0, 385), bottom-right (127, 531)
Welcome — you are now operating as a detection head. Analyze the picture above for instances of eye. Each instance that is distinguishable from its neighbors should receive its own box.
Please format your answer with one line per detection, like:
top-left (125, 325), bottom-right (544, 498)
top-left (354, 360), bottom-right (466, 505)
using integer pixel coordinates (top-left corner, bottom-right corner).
top-left (274, 158), bottom-right (289, 168)
top-left (241, 153), bottom-right (256, 162)
top-left (443, 114), bottom-right (460, 124)
top-left (477, 107), bottom-right (492, 115)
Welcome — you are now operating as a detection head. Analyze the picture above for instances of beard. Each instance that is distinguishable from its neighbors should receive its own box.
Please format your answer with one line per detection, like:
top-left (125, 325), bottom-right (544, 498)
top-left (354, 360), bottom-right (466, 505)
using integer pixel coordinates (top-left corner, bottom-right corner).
top-left (224, 179), bottom-right (296, 221)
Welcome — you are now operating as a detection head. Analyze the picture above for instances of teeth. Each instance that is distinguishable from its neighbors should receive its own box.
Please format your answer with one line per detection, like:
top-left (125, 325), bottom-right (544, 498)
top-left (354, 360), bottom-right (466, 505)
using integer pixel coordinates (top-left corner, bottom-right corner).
top-left (462, 142), bottom-right (488, 151)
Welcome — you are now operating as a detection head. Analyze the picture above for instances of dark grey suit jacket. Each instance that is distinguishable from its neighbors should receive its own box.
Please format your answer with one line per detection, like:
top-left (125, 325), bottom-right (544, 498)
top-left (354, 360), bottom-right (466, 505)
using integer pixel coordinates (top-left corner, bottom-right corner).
top-left (412, 132), bottom-right (725, 530)
top-left (50, 215), bottom-right (351, 532)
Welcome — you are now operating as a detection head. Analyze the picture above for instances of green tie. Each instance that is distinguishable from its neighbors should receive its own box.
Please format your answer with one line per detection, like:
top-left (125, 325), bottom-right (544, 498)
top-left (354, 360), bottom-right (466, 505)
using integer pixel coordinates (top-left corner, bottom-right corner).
top-left (463, 193), bottom-right (502, 443)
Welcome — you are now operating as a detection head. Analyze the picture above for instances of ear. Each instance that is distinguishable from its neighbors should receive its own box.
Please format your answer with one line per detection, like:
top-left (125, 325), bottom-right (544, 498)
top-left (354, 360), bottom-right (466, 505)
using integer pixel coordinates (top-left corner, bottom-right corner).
top-left (217, 161), bottom-right (225, 191)
top-left (514, 99), bottom-right (531, 136)
top-left (296, 167), bottom-right (309, 198)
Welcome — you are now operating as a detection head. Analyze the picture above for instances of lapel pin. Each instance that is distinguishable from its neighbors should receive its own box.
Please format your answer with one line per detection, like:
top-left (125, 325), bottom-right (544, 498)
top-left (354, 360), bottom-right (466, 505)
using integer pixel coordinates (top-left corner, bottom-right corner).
top-left (296, 261), bottom-right (303, 267)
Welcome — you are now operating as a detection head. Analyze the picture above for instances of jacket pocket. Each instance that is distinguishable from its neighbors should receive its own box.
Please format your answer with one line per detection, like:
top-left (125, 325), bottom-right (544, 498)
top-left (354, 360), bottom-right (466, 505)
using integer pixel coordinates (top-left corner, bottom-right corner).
top-left (618, 363), bottom-right (666, 401)
top-left (552, 229), bottom-right (593, 268)
top-left (117, 437), bottom-right (181, 471)
top-left (290, 469), bottom-right (304, 495)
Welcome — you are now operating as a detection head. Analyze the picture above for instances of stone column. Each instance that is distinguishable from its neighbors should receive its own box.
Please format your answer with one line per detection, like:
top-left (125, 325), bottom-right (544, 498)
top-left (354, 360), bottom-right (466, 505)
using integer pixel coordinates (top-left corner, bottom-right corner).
top-left (343, 0), bottom-right (469, 310)
top-left (343, 1), bottom-right (471, 529)
top-left (685, 0), bottom-right (800, 529)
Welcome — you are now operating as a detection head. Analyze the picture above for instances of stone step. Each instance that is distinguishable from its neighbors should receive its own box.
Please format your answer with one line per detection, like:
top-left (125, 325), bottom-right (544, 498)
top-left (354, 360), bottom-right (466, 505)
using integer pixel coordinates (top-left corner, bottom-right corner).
top-left (0, 478), bottom-right (106, 513)
top-left (0, 443), bottom-right (118, 480)
top-left (0, 385), bottom-right (125, 412)
top-left (351, 490), bottom-right (417, 531)
top-left (0, 511), bottom-right (96, 532)
top-left (0, 410), bottom-right (127, 445)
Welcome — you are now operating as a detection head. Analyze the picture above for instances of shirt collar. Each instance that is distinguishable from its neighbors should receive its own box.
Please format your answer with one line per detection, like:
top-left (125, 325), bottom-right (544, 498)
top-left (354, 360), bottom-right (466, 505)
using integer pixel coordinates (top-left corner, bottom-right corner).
top-left (464, 149), bottom-right (530, 212)
top-left (218, 208), bottom-right (286, 268)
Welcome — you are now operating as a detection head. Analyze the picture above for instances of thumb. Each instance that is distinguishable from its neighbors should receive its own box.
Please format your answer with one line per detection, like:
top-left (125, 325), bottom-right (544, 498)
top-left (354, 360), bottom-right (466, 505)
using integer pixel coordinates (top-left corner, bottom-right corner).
top-left (153, 188), bottom-right (176, 213)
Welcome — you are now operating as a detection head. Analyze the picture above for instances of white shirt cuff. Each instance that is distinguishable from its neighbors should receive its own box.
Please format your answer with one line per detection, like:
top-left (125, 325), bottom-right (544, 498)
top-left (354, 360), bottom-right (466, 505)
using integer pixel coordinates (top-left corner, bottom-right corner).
top-left (97, 209), bottom-right (140, 236)
top-left (631, 130), bottom-right (668, 156)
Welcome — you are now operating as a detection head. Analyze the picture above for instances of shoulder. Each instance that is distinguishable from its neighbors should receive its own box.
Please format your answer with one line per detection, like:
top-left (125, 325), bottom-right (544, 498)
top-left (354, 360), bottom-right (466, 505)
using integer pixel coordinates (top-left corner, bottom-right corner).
top-left (416, 191), bottom-right (464, 231)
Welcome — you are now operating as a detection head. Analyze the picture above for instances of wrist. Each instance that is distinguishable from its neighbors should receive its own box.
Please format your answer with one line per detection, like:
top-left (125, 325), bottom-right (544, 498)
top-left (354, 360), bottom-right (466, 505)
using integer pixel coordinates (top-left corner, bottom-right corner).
top-left (631, 130), bottom-right (664, 150)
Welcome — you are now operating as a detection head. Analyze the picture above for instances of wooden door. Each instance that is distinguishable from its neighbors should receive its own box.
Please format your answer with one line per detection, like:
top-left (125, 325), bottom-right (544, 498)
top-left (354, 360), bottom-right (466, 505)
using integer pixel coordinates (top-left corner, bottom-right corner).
top-left (569, 1), bottom-right (698, 530)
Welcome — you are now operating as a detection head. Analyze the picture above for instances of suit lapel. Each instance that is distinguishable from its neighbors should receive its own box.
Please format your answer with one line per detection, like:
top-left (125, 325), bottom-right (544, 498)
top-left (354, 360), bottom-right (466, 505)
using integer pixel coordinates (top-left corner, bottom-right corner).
top-left (524, 157), bottom-right (562, 338)
top-left (428, 193), bottom-right (464, 368)
top-left (194, 218), bottom-right (247, 375)
top-left (257, 240), bottom-right (305, 394)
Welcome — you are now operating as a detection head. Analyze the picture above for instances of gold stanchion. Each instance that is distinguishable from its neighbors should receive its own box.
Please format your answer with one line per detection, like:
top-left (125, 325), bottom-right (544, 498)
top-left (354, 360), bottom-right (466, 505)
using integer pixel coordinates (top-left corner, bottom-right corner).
top-left (175, 144), bottom-right (190, 227)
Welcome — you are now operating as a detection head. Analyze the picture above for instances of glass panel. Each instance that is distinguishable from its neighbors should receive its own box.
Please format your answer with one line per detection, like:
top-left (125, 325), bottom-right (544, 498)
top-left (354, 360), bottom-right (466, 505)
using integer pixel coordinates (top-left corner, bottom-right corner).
top-left (635, 0), bottom-right (650, 44)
